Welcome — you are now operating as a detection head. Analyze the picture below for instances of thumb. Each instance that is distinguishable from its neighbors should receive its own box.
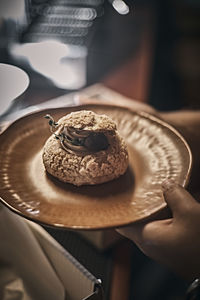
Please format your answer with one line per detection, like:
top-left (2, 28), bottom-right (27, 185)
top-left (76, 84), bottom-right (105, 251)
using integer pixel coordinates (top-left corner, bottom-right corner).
top-left (161, 179), bottom-right (197, 217)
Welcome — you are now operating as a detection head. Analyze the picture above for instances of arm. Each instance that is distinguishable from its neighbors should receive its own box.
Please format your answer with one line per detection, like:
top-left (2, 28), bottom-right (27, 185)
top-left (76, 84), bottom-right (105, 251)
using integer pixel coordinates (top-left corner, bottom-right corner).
top-left (118, 180), bottom-right (200, 281)
top-left (117, 110), bottom-right (200, 281)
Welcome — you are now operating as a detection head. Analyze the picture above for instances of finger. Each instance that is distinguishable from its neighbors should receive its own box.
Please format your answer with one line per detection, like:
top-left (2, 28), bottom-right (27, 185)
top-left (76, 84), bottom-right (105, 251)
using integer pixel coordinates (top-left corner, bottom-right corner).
top-left (117, 215), bottom-right (171, 242)
top-left (116, 223), bottom-right (143, 242)
top-left (117, 218), bottom-right (172, 259)
top-left (162, 179), bottom-right (198, 217)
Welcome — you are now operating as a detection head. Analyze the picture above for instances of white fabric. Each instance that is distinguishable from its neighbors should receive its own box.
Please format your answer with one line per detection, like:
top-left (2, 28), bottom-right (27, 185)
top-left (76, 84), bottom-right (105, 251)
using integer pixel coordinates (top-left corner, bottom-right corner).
top-left (0, 206), bottom-right (65, 300)
top-left (28, 221), bottom-right (95, 300)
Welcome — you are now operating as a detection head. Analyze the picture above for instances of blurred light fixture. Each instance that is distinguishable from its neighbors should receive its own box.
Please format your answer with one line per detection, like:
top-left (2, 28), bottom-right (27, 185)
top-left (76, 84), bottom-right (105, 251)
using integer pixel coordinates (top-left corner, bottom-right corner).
top-left (0, 63), bottom-right (29, 115)
top-left (0, 0), bottom-right (25, 20)
top-left (110, 0), bottom-right (130, 15)
top-left (10, 40), bottom-right (87, 89)
top-left (43, 6), bottom-right (97, 21)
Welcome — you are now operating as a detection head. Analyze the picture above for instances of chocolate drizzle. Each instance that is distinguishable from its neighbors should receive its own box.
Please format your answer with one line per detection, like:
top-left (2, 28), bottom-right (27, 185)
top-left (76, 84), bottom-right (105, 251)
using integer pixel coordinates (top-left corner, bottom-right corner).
top-left (61, 126), bottom-right (109, 154)
top-left (45, 114), bottom-right (109, 154)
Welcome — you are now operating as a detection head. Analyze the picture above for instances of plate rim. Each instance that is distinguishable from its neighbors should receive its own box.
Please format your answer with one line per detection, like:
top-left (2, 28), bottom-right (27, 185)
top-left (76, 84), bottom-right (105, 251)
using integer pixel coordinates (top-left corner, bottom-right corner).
top-left (0, 103), bottom-right (193, 229)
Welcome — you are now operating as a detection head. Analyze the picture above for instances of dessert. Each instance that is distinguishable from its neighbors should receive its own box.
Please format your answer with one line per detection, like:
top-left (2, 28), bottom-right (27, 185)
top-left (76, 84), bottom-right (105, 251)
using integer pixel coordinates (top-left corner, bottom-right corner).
top-left (42, 110), bottom-right (129, 186)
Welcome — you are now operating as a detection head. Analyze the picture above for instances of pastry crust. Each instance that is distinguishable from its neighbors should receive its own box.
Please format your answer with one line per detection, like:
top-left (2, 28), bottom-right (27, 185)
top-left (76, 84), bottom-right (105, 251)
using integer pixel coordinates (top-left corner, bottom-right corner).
top-left (42, 110), bottom-right (129, 186)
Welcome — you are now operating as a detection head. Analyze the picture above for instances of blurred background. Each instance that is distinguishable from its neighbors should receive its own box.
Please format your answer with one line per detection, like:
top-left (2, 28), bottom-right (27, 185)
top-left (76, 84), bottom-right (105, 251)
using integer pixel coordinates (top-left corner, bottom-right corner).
top-left (0, 0), bottom-right (199, 112)
top-left (0, 1), bottom-right (199, 299)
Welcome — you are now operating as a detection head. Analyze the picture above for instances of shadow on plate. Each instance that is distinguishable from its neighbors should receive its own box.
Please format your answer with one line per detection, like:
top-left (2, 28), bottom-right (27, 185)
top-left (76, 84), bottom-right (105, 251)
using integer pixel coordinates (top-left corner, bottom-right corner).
top-left (45, 166), bottom-right (135, 200)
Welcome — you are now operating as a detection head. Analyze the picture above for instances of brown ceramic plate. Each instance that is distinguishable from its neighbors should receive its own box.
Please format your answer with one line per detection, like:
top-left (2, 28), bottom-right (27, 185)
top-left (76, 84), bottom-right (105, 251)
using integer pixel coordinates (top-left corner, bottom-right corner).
top-left (0, 104), bottom-right (192, 230)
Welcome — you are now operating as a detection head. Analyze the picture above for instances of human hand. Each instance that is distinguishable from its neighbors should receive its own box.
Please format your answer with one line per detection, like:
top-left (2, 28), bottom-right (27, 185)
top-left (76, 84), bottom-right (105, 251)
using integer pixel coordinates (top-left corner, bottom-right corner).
top-left (117, 180), bottom-right (200, 281)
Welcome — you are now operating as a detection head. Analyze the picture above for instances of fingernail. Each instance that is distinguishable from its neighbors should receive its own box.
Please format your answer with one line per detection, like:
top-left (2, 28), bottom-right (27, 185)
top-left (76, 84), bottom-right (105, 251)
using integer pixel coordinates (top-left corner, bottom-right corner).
top-left (161, 179), bottom-right (176, 192)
